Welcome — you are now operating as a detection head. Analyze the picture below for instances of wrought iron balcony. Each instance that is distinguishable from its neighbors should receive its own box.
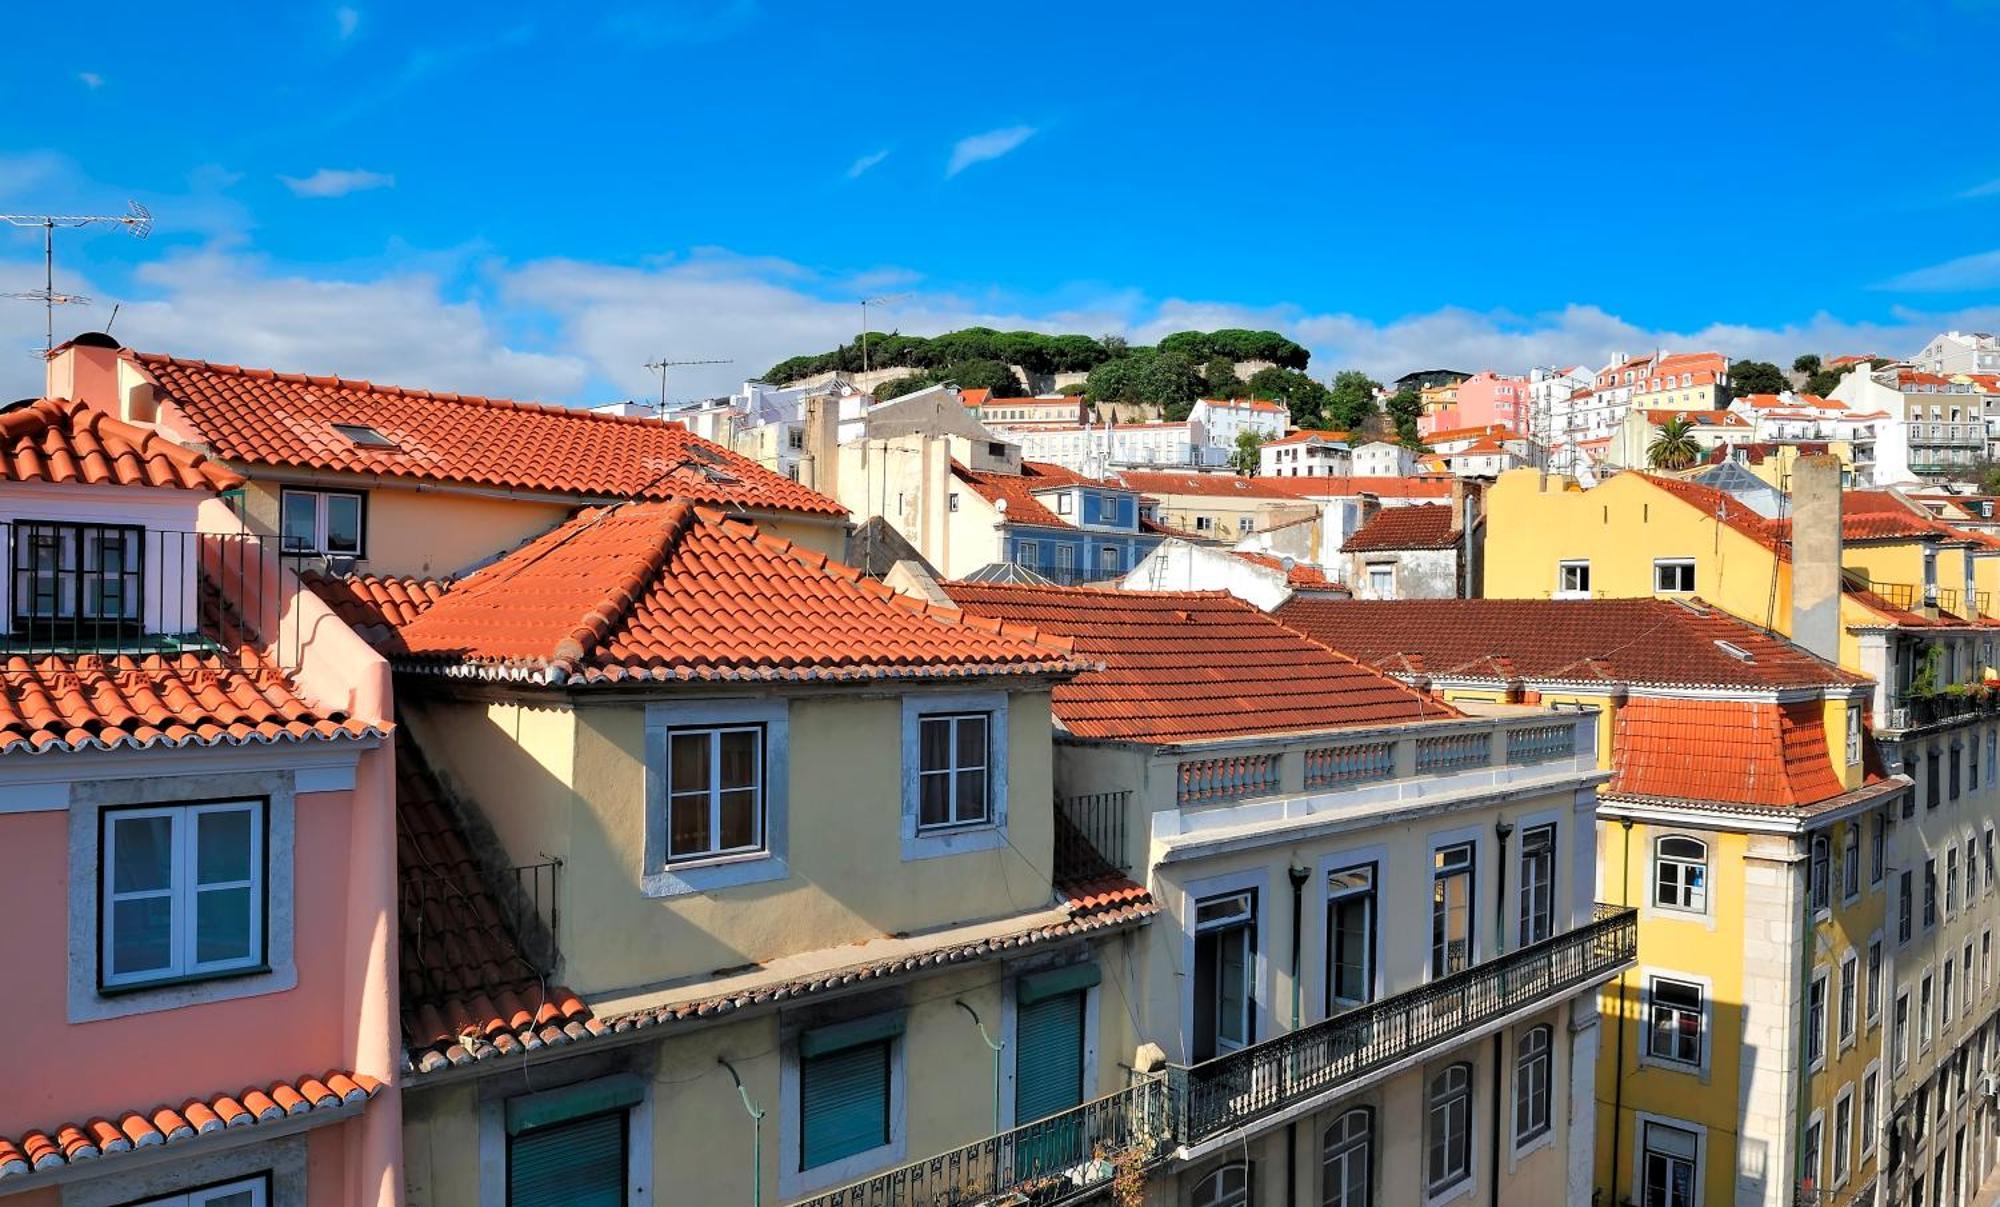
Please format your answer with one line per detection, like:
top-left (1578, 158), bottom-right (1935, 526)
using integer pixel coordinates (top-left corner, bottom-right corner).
top-left (1054, 791), bottom-right (1132, 880)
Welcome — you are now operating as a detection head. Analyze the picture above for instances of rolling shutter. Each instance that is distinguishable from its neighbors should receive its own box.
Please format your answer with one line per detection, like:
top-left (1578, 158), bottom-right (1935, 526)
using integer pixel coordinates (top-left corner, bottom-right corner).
top-left (800, 1040), bottom-right (891, 1170)
top-left (508, 1110), bottom-right (626, 1207)
top-left (1015, 989), bottom-right (1086, 1124)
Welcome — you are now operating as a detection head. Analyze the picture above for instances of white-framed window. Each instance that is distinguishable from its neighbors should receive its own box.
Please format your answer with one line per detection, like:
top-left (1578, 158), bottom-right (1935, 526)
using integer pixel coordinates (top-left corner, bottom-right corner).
top-left (1646, 976), bottom-right (1704, 1067)
top-left (1098, 546), bottom-right (1120, 573)
top-left (1017, 540), bottom-right (1040, 569)
top-left (1942, 958), bottom-right (1955, 1023)
top-left (1515, 1025), bottom-right (1553, 1146)
top-left (131, 1176), bottom-right (271, 1207)
top-left (1641, 1120), bottom-right (1699, 1207)
top-left (278, 487), bottom-right (365, 557)
top-left (664, 724), bottom-right (765, 863)
top-left (1432, 843), bottom-right (1476, 977)
top-left (1807, 970), bottom-right (1828, 1068)
top-left (1654, 836), bottom-right (1708, 913)
top-left (1326, 863), bottom-right (1377, 1012)
top-left (1803, 1112), bottom-right (1823, 1191)
top-left (916, 712), bottom-right (991, 830)
top-left (10, 520), bottom-right (144, 631)
top-left (1920, 969), bottom-right (1935, 1049)
top-left (1192, 1162), bottom-right (1250, 1207)
top-left (1842, 826), bottom-right (1861, 903)
top-left (1195, 515), bottom-right (1215, 532)
top-left (1426, 1063), bottom-right (1474, 1196)
top-left (1518, 824), bottom-right (1556, 946)
top-left (1195, 889), bottom-right (1257, 1061)
top-left (1872, 813), bottom-right (1886, 885)
top-left (1861, 1066), bottom-right (1879, 1167)
top-left (1867, 938), bottom-right (1883, 1025)
top-left (102, 800), bottom-right (265, 990)
top-left (643, 698), bottom-right (790, 897)
top-left (1839, 952), bottom-right (1858, 1047)
top-left (1556, 560), bottom-right (1591, 597)
top-left (1367, 565), bottom-right (1393, 596)
top-left (1894, 989), bottom-right (1910, 1071)
top-left (1810, 834), bottom-right (1832, 915)
top-left (1323, 1107), bottom-right (1372, 1207)
top-left (1056, 492), bottom-right (1073, 515)
top-left (1653, 558), bottom-right (1695, 593)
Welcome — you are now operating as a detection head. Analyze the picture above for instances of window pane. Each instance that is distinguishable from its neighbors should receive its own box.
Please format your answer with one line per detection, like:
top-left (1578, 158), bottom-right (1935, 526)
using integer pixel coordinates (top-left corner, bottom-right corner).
top-left (281, 492), bottom-right (318, 551)
top-left (668, 791), bottom-right (710, 858)
top-left (920, 718), bottom-right (952, 773)
top-left (954, 769), bottom-right (988, 822)
top-left (919, 773), bottom-right (951, 828)
top-left (1217, 928), bottom-right (1249, 1045)
top-left (718, 728), bottom-right (759, 790)
top-left (196, 809), bottom-right (253, 884)
top-left (669, 732), bottom-right (710, 794)
top-left (112, 814), bottom-right (173, 892)
top-left (196, 886), bottom-right (253, 963)
top-left (324, 495), bottom-right (362, 553)
top-left (111, 896), bottom-right (174, 975)
top-left (718, 787), bottom-right (758, 851)
top-left (955, 716), bottom-right (988, 768)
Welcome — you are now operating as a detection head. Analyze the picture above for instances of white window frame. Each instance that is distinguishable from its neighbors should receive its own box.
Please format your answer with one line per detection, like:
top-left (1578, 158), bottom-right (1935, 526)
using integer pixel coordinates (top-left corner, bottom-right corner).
top-left (102, 800), bottom-right (266, 990)
top-left (1425, 1061), bottom-right (1476, 1200)
top-left (1894, 988), bottom-right (1911, 1072)
top-left (1653, 558), bottom-right (1696, 593)
top-left (1839, 951), bottom-right (1858, 1050)
top-left (662, 724), bottom-right (766, 864)
top-left (1832, 1085), bottom-right (1853, 1187)
top-left (1513, 1024), bottom-right (1553, 1149)
top-left (1807, 968), bottom-right (1829, 1071)
top-left (642, 699), bottom-right (790, 897)
top-left (1642, 971), bottom-right (1709, 1072)
top-left (130, 1175), bottom-right (272, 1207)
top-left (1867, 935), bottom-right (1884, 1026)
top-left (1556, 559), bottom-right (1591, 598)
top-left (1861, 1063), bottom-right (1880, 1173)
top-left (1653, 835), bottom-right (1709, 915)
top-left (899, 691), bottom-right (1009, 861)
top-left (278, 487), bottom-right (365, 557)
top-left (1842, 825), bottom-right (1861, 904)
top-left (914, 712), bottom-right (992, 831)
top-left (1633, 1115), bottom-right (1703, 1207)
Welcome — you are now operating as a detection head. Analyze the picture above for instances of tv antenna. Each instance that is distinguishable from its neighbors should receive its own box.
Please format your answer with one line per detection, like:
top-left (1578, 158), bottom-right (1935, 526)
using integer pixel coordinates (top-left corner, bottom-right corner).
top-left (859, 293), bottom-right (910, 375)
top-left (0, 201), bottom-right (152, 354)
top-left (643, 357), bottom-right (733, 418)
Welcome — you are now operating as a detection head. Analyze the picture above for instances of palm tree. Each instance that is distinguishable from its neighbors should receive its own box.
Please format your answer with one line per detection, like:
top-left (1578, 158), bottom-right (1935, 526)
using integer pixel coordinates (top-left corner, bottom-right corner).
top-left (1648, 415), bottom-right (1702, 470)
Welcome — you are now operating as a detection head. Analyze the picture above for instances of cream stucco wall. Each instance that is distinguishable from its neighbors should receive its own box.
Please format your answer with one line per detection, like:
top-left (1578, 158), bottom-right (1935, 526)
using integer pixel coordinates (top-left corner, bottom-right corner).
top-left (236, 478), bottom-right (572, 579)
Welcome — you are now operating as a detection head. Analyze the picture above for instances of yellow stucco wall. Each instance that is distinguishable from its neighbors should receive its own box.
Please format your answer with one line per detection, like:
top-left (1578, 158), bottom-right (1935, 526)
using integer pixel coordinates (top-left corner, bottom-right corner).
top-left (236, 479), bottom-right (573, 578)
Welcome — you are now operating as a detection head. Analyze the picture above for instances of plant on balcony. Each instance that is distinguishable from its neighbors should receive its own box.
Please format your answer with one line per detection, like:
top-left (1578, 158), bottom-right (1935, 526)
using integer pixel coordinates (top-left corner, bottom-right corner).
top-left (1111, 1144), bottom-right (1149, 1207)
top-left (1907, 644), bottom-right (1944, 699)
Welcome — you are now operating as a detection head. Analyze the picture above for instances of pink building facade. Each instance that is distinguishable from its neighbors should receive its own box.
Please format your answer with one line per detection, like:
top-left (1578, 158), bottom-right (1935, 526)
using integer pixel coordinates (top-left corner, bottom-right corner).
top-left (1417, 371), bottom-right (1528, 437)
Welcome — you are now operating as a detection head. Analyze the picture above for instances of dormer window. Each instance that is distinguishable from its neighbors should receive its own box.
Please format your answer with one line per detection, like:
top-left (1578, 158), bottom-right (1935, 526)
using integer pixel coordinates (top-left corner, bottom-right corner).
top-left (331, 422), bottom-right (398, 449)
top-left (11, 521), bottom-right (142, 635)
top-left (280, 488), bottom-right (366, 558)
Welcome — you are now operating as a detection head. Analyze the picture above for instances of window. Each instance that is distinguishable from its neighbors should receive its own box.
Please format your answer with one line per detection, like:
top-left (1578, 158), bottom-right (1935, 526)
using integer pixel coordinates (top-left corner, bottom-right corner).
top-left (101, 800), bottom-right (265, 989)
top-left (1966, 939), bottom-right (1977, 1016)
top-left (1322, 1109), bottom-right (1372, 1207)
top-left (1056, 493), bottom-right (1073, 515)
top-left (1984, 930), bottom-right (1993, 991)
top-left (1862, 1070), bottom-right (1878, 1161)
top-left (278, 487), bottom-right (364, 557)
top-left (1647, 977), bottom-right (1704, 1066)
top-left (1195, 515), bottom-right (1215, 532)
top-left (1367, 566), bottom-right (1392, 596)
top-left (1952, 741), bottom-right (1964, 799)
top-left (1921, 970), bottom-right (1935, 1048)
top-left (1515, 1026), bottom-right (1552, 1145)
top-left (1901, 870), bottom-right (1915, 944)
top-left (1194, 890), bottom-right (1256, 1062)
top-left (1925, 859), bottom-right (1938, 929)
top-left (1654, 559), bottom-right (1695, 593)
top-left (1808, 971), bottom-right (1828, 1067)
top-left (1989, 827), bottom-right (1998, 893)
top-left (1868, 940), bottom-right (1883, 1023)
top-left (1842, 827), bottom-right (1860, 903)
top-left (11, 521), bottom-right (143, 633)
top-left (799, 1026), bottom-right (897, 1173)
top-left (665, 725), bottom-right (764, 863)
top-left (1193, 1163), bottom-right (1250, 1207)
top-left (1016, 540), bottom-right (1040, 569)
top-left (917, 713), bottom-right (990, 829)
top-left (1803, 1115), bottom-right (1823, 1191)
top-left (1948, 848), bottom-right (1960, 916)
top-left (1655, 836), bottom-right (1708, 912)
top-left (1237, 516), bottom-right (1254, 534)
top-left (1943, 959), bottom-right (1955, 1023)
top-left (1098, 546), bottom-right (1120, 573)
top-left (1432, 843), bottom-right (1475, 977)
top-left (1872, 813), bottom-right (1887, 885)
top-left (1518, 824), bottom-right (1556, 946)
top-left (1326, 864), bottom-right (1376, 1012)
top-left (1929, 749), bottom-right (1941, 809)
top-left (1641, 1121), bottom-right (1698, 1207)
top-left (1848, 707), bottom-right (1863, 765)
top-left (1015, 968), bottom-right (1093, 1124)
top-left (131, 1177), bottom-right (271, 1207)
top-left (1557, 560), bottom-right (1591, 597)
top-left (1426, 1063), bottom-right (1473, 1195)
top-left (1896, 991), bottom-right (1911, 1071)
top-left (947, 492), bottom-right (959, 512)
top-left (1810, 835), bottom-right (1832, 915)
top-left (509, 1108), bottom-right (629, 1207)
top-left (1839, 954), bottom-right (1858, 1046)
top-left (1054, 545), bottom-right (1075, 572)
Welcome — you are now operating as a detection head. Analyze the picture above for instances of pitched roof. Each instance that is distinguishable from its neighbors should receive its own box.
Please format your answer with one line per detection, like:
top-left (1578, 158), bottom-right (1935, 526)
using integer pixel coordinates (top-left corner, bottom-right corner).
top-left (1426, 423), bottom-right (1520, 444)
top-left (1273, 598), bottom-right (1867, 690)
top-left (300, 572), bottom-right (452, 651)
top-left (0, 651), bottom-right (387, 755)
top-left (1265, 429), bottom-right (1351, 446)
top-left (1738, 393), bottom-right (1843, 411)
top-left (1341, 503), bottom-right (1461, 552)
top-left (942, 584), bottom-right (1452, 743)
top-left (0, 1071), bottom-right (381, 1184)
top-left (1256, 475), bottom-right (1457, 500)
top-left (1606, 698), bottom-right (1850, 807)
top-left (952, 460), bottom-right (1101, 528)
top-left (0, 397), bottom-right (240, 491)
top-left (1642, 409), bottom-right (1749, 427)
top-left (394, 501), bottom-right (1081, 685)
top-left (959, 388), bottom-right (992, 407)
top-left (1199, 398), bottom-right (1286, 413)
top-left (1230, 550), bottom-right (1332, 586)
top-left (136, 352), bottom-right (844, 515)
top-left (1111, 470), bottom-right (1298, 499)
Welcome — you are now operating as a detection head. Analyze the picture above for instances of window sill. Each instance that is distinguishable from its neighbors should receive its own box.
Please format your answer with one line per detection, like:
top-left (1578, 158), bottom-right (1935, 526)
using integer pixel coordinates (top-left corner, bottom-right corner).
top-left (901, 821), bottom-right (1007, 862)
top-left (1512, 1126), bottom-right (1555, 1164)
top-left (100, 963), bottom-right (272, 998)
top-left (643, 853), bottom-right (789, 898)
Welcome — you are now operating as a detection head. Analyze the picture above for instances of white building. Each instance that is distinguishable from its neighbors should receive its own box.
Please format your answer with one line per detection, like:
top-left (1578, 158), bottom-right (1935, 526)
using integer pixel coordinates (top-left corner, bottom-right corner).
top-left (1351, 439), bottom-right (1417, 477)
top-left (1189, 397), bottom-right (1289, 447)
top-left (1258, 429), bottom-right (1353, 478)
top-left (1912, 330), bottom-right (2000, 376)
top-left (1013, 420), bottom-right (1224, 475)
top-left (1833, 367), bottom-right (1987, 484)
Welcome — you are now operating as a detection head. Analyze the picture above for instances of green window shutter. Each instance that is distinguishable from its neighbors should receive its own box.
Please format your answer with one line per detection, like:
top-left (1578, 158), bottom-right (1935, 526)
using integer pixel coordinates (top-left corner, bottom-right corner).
top-left (800, 1041), bottom-right (890, 1170)
top-left (507, 1110), bottom-right (627, 1207)
top-left (1015, 989), bottom-right (1086, 1124)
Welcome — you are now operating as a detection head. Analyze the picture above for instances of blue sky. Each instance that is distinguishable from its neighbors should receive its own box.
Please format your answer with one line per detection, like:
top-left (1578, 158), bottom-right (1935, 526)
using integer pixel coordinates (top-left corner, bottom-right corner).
top-left (1, 0), bottom-right (1998, 403)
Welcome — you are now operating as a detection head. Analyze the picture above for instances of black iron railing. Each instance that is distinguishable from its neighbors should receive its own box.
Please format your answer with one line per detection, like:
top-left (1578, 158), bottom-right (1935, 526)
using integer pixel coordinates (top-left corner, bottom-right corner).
top-left (1055, 791), bottom-right (1131, 879)
top-left (1172, 906), bottom-right (1638, 1143)
top-left (791, 1077), bottom-right (1175, 1207)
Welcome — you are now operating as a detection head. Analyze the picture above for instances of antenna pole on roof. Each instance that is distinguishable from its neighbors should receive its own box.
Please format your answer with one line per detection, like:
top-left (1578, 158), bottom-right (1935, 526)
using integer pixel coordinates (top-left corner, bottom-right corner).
top-left (643, 356), bottom-right (732, 420)
top-left (858, 293), bottom-right (910, 377)
top-left (0, 201), bottom-right (151, 353)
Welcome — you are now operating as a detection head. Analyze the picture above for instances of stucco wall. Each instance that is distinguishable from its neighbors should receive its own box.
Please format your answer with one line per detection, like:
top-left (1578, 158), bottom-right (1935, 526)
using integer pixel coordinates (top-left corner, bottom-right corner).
top-left (236, 479), bottom-right (572, 579)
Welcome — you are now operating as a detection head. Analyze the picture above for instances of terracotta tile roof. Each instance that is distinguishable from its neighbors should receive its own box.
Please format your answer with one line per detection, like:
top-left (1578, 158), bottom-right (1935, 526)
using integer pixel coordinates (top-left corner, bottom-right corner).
top-left (1255, 475), bottom-right (1457, 500)
top-left (1637, 474), bottom-right (1785, 549)
top-left (959, 388), bottom-right (992, 408)
top-left (394, 501), bottom-right (1080, 685)
top-left (136, 351), bottom-right (845, 515)
top-left (1606, 698), bottom-right (1850, 808)
top-left (0, 1072), bottom-right (381, 1183)
top-left (952, 460), bottom-right (1102, 527)
top-left (943, 584), bottom-right (1452, 743)
top-left (301, 572), bottom-right (452, 650)
top-left (1274, 597), bottom-right (1867, 690)
top-left (1739, 393), bottom-right (1843, 411)
top-left (0, 651), bottom-right (386, 755)
top-left (1230, 550), bottom-right (1330, 586)
top-left (1426, 423), bottom-right (1520, 445)
top-left (1341, 503), bottom-right (1461, 552)
top-left (1201, 398), bottom-right (1287, 413)
top-left (0, 398), bottom-right (240, 491)
top-left (1265, 429), bottom-right (1351, 445)
top-left (1111, 470), bottom-right (1297, 499)
top-left (1456, 437), bottom-right (1511, 455)
top-left (1641, 409), bottom-right (1749, 427)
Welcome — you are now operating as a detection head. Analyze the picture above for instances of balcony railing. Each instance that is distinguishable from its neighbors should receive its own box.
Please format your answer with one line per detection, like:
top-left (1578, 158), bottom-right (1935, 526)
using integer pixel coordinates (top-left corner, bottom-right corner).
top-left (1177, 753), bottom-right (1281, 806)
top-left (1172, 906), bottom-right (1638, 1143)
top-left (1055, 791), bottom-right (1132, 879)
top-left (789, 1077), bottom-right (1177, 1207)
top-left (1936, 588), bottom-right (1991, 618)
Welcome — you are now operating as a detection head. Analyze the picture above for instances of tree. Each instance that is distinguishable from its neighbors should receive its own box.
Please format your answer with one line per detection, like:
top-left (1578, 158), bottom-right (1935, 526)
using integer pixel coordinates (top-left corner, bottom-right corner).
top-left (1730, 360), bottom-right (1789, 397)
top-left (874, 373), bottom-right (935, 401)
top-left (1203, 355), bottom-right (1244, 399)
top-left (1246, 366), bottom-right (1331, 427)
top-left (1385, 387), bottom-right (1424, 447)
top-left (1143, 352), bottom-right (1207, 419)
top-left (1055, 382), bottom-right (1087, 395)
top-left (1793, 354), bottom-right (1823, 377)
top-left (937, 358), bottom-right (1025, 396)
top-left (1230, 430), bottom-right (1264, 475)
top-left (1325, 370), bottom-right (1382, 432)
top-left (1647, 415), bottom-right (1703, 470)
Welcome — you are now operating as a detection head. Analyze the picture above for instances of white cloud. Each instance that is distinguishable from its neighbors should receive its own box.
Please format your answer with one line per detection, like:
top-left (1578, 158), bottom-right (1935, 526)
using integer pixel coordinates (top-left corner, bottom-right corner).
top-left (846, 149), bottom-right (891, 179)
top-left (335, 6), bottom-right (360, 39)
top-left (1875, 249), bottom-right (2000, 292)
top-left (279, 168), bottom-right (396, 198)
top-left (77, 72), bottom-right (102, 89)
top-left (1958, 177), bottom-right (2000, 199)
top-left (946, 126), bottom-right (1036, 177)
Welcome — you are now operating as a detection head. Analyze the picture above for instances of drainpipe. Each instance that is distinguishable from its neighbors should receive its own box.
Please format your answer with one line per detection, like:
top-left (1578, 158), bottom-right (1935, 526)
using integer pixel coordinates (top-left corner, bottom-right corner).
top-left (1288, 861), bottom-right (1310, 1207)
top-left (1608, 819), bottom-right (1634, 1205)
top-left (1492, 820), bottom-right (1513, 1207)
top-left (956, 1000), bottom-right (1005, 1135)
top-left (718, 1058), bottom-right (766, 1207)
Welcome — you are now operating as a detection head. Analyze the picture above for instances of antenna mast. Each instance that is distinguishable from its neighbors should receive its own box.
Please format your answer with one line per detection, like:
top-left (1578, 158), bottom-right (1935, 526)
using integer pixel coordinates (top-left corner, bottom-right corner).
top-left (0, 201), bottom-right (152, 353)
top-left (643, 356), bottom-right (732, 419)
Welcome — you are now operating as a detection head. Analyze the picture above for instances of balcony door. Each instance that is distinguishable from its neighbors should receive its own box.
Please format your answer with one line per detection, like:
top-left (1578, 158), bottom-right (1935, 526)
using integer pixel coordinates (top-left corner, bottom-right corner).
top-left (1193, 890), bottom-right (1256, 1062)
top-left (1432, 843), bottom-right (1476, 977)
top-left (1326, 864), bottom-right (1376, 1014)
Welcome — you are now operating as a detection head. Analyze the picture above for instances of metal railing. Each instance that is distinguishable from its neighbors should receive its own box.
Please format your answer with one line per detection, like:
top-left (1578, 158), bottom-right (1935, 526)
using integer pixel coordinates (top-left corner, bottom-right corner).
top-left (1055, 791), bottom-right (1131, 879)
top-left (400, 856), bottom-right (564, 981)
top-left (1177, 753), bottom-right (1281, 806)
top-left (1172, 907), bottom-right (1638, 1143)
top-left (514, 858), bottom-right (563, 962)
top-left (1936, 588), bottom-right (1992, 618)
top-left (1003, 563), bottom-right (1125, 588)
top-left (791, 1077), bottom-right (1176, 1207)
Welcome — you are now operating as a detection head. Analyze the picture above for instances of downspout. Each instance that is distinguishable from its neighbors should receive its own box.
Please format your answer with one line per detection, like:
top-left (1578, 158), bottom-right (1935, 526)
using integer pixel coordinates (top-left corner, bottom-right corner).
top-left (718, 1058), bottom-right (766, 1207)
top-left (1608, 818), bottom-right (1634, 1206)
top-left (1492, 820), bottom-right (1513, 1207)
top-left (956, 1001), bottom-right (1005, 1136)
top-left (1288, 861), bottom-right (1310, 1207)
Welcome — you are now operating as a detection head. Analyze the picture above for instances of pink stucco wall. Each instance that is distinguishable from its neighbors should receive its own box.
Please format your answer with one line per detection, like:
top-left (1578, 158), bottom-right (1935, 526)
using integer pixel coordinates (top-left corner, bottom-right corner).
top-left (1438, 372), bottom-right (1527, 435)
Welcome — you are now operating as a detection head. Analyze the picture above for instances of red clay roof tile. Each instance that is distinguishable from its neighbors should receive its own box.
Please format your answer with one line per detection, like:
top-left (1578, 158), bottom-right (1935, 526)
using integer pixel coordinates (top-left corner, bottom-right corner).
top-left (1607, 698), bottom-right (1850, 807)
top-left (1341, 503), bottom-right (1461, 552)
top-left (0, 398), bottom-right (240, 491)
top-left (301, 571), bottom-right (452, 651)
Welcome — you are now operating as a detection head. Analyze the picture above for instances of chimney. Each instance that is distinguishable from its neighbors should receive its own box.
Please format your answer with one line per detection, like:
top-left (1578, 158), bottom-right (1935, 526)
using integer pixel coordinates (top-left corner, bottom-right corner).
top-left (47, 332), bottom-right (153, 422)
top-left (800, 392), bottom-right (840, 498)
top-left (1791, 454), bottom-right (1843, 661)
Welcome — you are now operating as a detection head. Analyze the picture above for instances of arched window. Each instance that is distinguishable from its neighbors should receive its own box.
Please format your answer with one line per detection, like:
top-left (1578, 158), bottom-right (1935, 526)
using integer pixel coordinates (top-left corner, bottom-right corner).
top-left (1514, 1026), bottom-right (1553, 1144)
top-left (1322, 1108), bottom-right (1373, 1207)
top-left (1426, 1063), bottom-right (1474, 1194)
top-left (1192, 1161), bottom-right (1251, 1207)
top-left (1655, 836), bottom-right (1708, 912)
